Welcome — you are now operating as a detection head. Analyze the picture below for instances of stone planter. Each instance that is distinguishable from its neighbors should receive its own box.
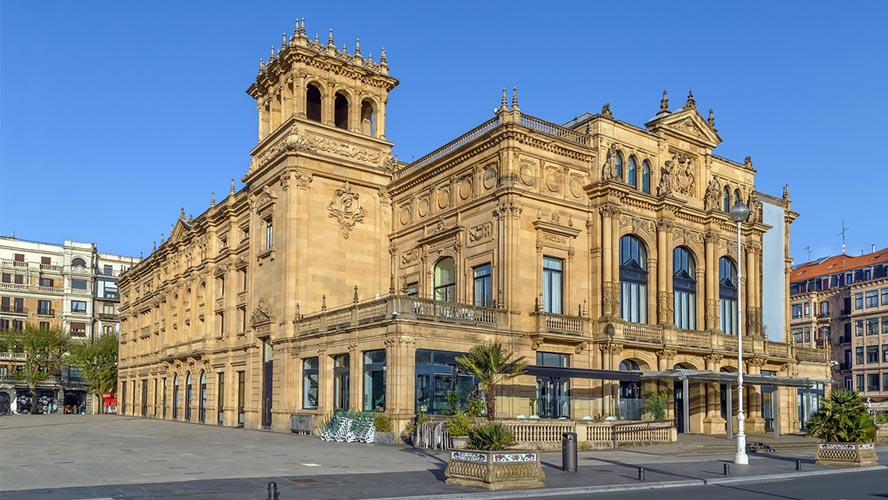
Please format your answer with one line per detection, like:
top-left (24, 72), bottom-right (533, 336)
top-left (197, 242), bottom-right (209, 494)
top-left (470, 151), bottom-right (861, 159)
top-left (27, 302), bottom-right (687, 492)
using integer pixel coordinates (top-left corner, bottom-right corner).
top-left (815, 442), bottom-right (879, 466)
top-left (445, 450), bottom-right (545, 490)
top-left (374, 431), bottom-right (395, 445)
top-left (450, 436), bottom-right (468, 449)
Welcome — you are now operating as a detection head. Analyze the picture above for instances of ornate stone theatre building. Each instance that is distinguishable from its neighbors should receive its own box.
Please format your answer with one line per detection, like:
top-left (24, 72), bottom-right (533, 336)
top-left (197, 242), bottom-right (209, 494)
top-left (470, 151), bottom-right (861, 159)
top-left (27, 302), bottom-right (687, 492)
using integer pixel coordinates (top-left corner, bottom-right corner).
top-left (117, 21), bottom-right (830, 436)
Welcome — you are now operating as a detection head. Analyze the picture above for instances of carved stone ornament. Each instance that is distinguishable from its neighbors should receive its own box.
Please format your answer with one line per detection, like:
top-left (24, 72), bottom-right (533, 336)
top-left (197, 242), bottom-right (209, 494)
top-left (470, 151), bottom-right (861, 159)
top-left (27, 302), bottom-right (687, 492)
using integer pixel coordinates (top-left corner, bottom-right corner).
top-left (327, 182), bottom-right (367, 239)
top-left (657, 160), bottom-right (674, 197)
top-left (250, 297), bottom-right (272, 327)
top-left (673, 154), bottom-right (695, 196)
top-left (704, 177), bottom-right (721, 210)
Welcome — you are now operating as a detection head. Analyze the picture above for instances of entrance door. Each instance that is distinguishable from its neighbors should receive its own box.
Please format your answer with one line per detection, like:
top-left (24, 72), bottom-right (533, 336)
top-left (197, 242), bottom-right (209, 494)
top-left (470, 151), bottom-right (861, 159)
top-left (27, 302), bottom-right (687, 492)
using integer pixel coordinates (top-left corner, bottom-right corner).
top-left (536, 377), bottom-right (569, 418)
top-left (673, 381), bottom-right (685, 433)
top-left (141, 379), bottom-right (148, 416)
top-left (262, 340), bottom-right (273, 427)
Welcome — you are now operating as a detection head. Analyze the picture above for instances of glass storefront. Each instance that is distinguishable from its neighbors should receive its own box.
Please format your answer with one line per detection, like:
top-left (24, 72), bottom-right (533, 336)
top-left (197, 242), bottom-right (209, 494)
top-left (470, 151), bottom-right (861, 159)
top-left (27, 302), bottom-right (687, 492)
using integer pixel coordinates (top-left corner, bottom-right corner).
top-left (535, 352), bottom-right (570, 418)
top-left (415, 349), bottom-right (478, 415)
top-left (333, 354), bottom-right (350, 411)
top-left (363, 350), bottom-right (386, 411)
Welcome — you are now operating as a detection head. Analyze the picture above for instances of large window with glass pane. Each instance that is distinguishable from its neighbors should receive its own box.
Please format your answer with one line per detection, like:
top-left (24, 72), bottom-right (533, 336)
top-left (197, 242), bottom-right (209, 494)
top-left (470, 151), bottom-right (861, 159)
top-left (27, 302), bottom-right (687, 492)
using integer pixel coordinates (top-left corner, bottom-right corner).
top-left (415, 350), bottom-right (479, 415)
top-left (434, 257), bottom-right (455, 302)
top-left (542, 256), bottom-right (563, 314)
top-left (620, 235), bottom-right (648, 323)
top-left (333, 354), bottom-right (350, 411)
top-left (536, 352), bottom-right (570, 418)
top-left (473, 263), bottom-right (492, 307)
top-left (302, 357), bottom-right (319, 409)
top-left (363, 350), bottom-right (386, 411)
top-left (627, 156), bottom-right (637, 187)
top-left (719, 257), bottom-right (738, 335)
top-left (641, 160), bottom-right (651, 193)
top-left (673, 247), bottom-right (696, 329)
top-left (619, 360), bottom-right (642, 420)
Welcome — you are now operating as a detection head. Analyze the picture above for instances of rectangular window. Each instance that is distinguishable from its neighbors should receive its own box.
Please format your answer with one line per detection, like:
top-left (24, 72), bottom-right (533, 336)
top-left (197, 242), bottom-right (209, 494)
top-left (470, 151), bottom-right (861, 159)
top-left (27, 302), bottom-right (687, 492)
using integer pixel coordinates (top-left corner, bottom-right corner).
top-left (855, 293), bottom-right (863, 309)
top-left (71, 300), bottom-right (87, 313)
top-left (37, 300), bottom-right (51, 316)
top-left (72, 278), bottom-right (87, 290)
top-left (265, 219), bottom-right (273, 251)
top-left (542, 256), bottom-right (564, 315)
top-left (803, 302), bottom-right (810, 317)
top-left (820, 301), bottom-right (829, 316)
top-left (39, 277), bottom-right (53, 287)
top-left (882, 344), bottom-right (888, 362)
top-left (14, 253), bottom-right (24, 263)
top-left (217, 312), bottom-right (225, 336)
top-left (883, 316), bottom-right (888, 334)
top-left (0, 318), bottom-right (8, 331)
top-left (792, 328), bottom-right (803, 344)
top-left (472, 263), bottom-right (492, 307)
top-left (12, 319), bottom-right (22, 331)
top-left (856, 374), bottom-right (864, 391)
top-left (237, 371), bottom-right (245, 426)
top-left (867, 373), bottom-right (880, 392)
top-left (239, 269), bottom-right (247, 291)
top-left (867, 346), bottom-right (879, 363)
top-left (13, 298), bottom-right (23, 312)
top-left (405, 282), bottom-right (418, 297)
top-left (804, 328), bottom-right (811, 342)
top-left (104, 264), bottom-right (113, 276)
top-left (791, 304), bottom-right (802, 319)
top-left (39, 321), bottom-right (49, 330)
top-left (845, 377), bottom-right (853, 390)
top-left (14, 274), bottom-right (23, 285)
top-left (882, 288), bottom-right (888, 305)
top-left (302, 357), bottom-right (319, 409)
top-left (867, 317), bottom-right (879, 335)
top-left (362, 350), bottom-right (386, 411)
top-left (855, 319), bottom-right (864, 336)
top-left (217, 276), bottom-right (225, 297)
top-left (70, 322), bottom-right (86, 336)
top-left (856, 346), bottom-right (864, 365)
top-left (535, 351), bottom-right (571, 419)
top-left (1, 274), bottom-right (9, 283)
top-left (884, 374), bottom-right (888, 393)
top-left (865, 290), bottom-right (878, 308)
top-left (0, 297), bottom-right (8, 311)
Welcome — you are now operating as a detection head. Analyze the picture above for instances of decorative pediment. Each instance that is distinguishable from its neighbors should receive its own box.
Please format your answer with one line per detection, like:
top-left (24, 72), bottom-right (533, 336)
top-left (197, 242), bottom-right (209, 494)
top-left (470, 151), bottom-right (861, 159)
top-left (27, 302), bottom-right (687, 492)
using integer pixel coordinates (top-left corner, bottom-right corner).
top-left (169, 219), bottom-right (190, 245)
top-left (254, 186), bottom-right (277, 215)
top-left (213, 263), bottom-right (229, 277)
top-left (646, 108), bottom-right (721, 148)
top-left (250, 297), bottom-right (273, 328)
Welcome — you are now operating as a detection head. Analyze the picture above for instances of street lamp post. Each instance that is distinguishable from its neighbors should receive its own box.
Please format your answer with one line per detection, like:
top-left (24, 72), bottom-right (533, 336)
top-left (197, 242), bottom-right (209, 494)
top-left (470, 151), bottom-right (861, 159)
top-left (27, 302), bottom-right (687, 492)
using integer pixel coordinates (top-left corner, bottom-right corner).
top-left (730, 200), bottom-right (750, 465)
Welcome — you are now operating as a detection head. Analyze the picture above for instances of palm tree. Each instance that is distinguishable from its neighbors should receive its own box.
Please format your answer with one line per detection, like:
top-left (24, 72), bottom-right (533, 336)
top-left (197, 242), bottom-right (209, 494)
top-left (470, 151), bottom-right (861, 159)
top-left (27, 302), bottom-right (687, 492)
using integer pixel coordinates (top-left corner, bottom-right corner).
top-left (805, 389), bottom-right (876, 443)
top-left (456, 342), bottom-right (527, 421)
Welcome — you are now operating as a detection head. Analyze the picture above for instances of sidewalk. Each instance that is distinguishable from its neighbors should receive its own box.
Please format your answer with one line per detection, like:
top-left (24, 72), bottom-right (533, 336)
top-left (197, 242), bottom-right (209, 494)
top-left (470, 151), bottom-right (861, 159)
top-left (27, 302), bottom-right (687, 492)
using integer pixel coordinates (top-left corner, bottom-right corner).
top-left (1, 415), bottom-right (885, 500)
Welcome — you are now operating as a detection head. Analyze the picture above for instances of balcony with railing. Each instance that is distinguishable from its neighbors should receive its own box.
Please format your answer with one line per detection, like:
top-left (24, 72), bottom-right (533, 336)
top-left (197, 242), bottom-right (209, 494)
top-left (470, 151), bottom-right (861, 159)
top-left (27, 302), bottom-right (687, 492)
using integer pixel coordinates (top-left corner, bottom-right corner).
top-left (40, 263), bottom-right (63, 273)
top-left (98, 313), bottom-right (119, 321)
top-left (0, 282), bottom-right (29, 292)
top-left (36, 308), bottom-right (55, 318)
top-left (0, 306), bottom-right (28, 316)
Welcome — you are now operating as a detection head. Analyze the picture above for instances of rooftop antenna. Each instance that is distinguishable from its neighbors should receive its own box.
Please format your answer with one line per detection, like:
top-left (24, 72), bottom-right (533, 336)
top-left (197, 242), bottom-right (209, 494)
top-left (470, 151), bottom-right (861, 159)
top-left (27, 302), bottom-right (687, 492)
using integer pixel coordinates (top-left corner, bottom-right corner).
top-left (839, 220), bottom-right (850, 254)
top-left (804, 246), bottom-right (813, 262)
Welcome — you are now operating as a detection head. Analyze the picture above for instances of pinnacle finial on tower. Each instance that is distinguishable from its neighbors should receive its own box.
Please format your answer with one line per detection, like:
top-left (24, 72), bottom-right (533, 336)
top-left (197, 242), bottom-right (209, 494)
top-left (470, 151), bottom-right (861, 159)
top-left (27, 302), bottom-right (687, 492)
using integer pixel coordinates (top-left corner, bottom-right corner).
top-left (314, 33), bottom-right (320, 45)
top-left (211, 192), bottom-right (215, 207)
top-left (259, 58), bottom-right (265, 72)
top-left (282, 33), bottom-right (287, 49)
top-left (708, 108), bottom-right (716, 128)
top-left (685, 90), bottom-right (696, 109)
top-left (328, 28), bottom-right (334, 47)
top-left (270, 46), bottom-right (275, 61)
top-left (501, 88), bottom-right (508, 111)
top-left (230, 178), bottom-right (235, 196)
top-left (300, 18), bottom-right (305, 36)
top-left (380, 47), bottom-right (387, 64)
top-left (355, 38), bottom-right (361, 55)
top-left (512, 86), bottom-right (519, 110)
top-left (180, 208), bottom-right (185, 220)
top-left (153, 241), bottom-right (157, 252)
top-left (660, 89), bottom-right (669, 112)
top-left (783, 184), bottom-right (790, 200)
top-left (161, 233), bottom-right (165, 244)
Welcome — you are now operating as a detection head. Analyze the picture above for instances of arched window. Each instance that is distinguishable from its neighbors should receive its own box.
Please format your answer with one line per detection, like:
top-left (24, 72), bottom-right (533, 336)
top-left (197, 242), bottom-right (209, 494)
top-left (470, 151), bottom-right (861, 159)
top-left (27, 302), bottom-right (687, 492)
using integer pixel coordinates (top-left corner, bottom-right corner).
top-left (619, 360), bottom-right (641, 420)
top-left (723, 186), bottom-right (731, 212)
top-left (734, 189), bottom-right (743, 209)
top-left (361, 100), bottom-right (376, 136)
top-left (185, 372), bottom-right (193, 421)
top-left (719, 257), bottom-right (738, 335)
top-left (620, 235), bottom-right (648, 323)
top-left (306, 84), bottom-right (321, 122)
top-left (615, 152), bottom-right (624, 181)
top-left (434, 257), bottom-right (455, 302)
top-left (334, 92), bottom-right (349, 129)
top-left (627, 156), bottom-right (637, 187)
top-left (72, 257), bottom-right (86, 267)
top-left (673, 247), bottom-right (697, 329)
top-left (641, 160), bottom-right (651, 194)
top-left (199, 371), bottom-right (207, 423)
top-left (172, 374), bottom-right (179, 420)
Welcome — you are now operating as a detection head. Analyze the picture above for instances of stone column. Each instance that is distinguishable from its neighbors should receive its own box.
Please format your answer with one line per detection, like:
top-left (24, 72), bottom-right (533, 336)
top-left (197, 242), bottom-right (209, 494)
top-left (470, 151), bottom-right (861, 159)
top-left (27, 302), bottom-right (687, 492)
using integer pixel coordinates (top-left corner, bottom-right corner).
top-left (658, 348), bottom-right (676, 419)
top-left (702, 354), bottom-right (725, 434)
top-left (704, 231), bottom-right (718, 330)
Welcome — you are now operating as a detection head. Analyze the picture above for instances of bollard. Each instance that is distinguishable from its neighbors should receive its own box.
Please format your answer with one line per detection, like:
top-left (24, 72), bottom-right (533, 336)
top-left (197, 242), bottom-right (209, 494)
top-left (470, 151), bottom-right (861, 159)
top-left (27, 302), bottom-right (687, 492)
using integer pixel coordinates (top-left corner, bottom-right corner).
top-left (562, 432), bottom-right (578, 472)
top-left (724, 463), bottom-right (730, 475)
top-left (267, 481), bottom-right (279, 500)
top-left (796, 459), bottom-right (801, 471)
top-left (637, 467), bottom-right (645, 481)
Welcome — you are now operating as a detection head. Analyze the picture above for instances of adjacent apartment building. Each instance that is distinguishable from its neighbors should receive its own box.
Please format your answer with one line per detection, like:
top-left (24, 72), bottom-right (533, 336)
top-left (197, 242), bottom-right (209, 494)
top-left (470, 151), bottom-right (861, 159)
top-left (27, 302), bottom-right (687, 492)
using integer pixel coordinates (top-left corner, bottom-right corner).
top-left (116, 22), bottom-right (831, 437)
top-left (790, 247), bottom-right (888, 409)
top-left (0, 236), bottom-right (139, 413)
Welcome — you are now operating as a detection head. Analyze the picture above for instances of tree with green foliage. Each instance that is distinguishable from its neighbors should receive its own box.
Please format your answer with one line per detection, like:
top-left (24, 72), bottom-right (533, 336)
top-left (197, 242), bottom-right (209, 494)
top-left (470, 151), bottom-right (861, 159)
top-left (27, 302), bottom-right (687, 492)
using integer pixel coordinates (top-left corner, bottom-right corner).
top-left (805, 389), bottom-right (876, 443)
top-left (455, 342), bottom-right (527, 421)
top-left (68, 332), bottom-right (119, 414)
top-left (3, 325), bottom-right (70, 413)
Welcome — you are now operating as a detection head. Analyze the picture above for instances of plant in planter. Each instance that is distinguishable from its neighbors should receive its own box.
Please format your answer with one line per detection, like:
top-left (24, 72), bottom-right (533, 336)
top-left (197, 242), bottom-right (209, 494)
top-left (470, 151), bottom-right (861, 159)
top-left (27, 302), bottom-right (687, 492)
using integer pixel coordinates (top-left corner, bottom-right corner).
top-left (373, 413), bottom-right (395, 445)
top-left (643, 391), bottom-right (668, 420)
top-left (806, 389), bottom-right (878, 466)
top-left (445, 422), bottom-right (544, 490)
top-left (455, 342), bottom-right (527, 421)
top-left (446, 411), bottom-right (472, 449)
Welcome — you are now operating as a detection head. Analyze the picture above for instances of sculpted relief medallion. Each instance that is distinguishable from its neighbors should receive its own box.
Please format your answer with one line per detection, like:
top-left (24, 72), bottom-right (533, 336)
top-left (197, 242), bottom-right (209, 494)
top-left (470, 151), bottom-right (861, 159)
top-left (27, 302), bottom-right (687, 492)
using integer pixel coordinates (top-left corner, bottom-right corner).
top-left (327, 182), bottom-right (367, 239)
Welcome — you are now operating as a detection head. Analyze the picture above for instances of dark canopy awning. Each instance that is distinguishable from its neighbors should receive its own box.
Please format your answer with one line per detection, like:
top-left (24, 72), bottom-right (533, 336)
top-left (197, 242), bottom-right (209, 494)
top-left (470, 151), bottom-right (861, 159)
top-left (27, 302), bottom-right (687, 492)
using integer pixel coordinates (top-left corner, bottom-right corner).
top-left (640, 369), bottom-right (832, 388)
top-left (526, 365), bottom-right (641, 382)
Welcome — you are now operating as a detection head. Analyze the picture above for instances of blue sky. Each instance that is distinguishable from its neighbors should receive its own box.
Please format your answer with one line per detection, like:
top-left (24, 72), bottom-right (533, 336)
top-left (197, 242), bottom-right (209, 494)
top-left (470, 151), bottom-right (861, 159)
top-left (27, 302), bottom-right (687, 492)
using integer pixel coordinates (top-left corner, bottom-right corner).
top-left (2, 1), bottom-right (885, 263)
